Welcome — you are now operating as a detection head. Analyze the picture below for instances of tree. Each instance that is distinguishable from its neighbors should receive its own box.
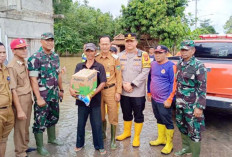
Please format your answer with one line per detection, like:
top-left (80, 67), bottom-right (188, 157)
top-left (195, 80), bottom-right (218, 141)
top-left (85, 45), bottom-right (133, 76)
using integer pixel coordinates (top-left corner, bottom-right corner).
top-left (54, 2), bottom-right (118, 54)
top-left (53, 0), bottom-right (72, 15)
top-left (199, 19), bottom-right (217, 34)
top-left (224, 16), bottom-right (232, 33)
top-left (120, 0), bottom-right (189, 48)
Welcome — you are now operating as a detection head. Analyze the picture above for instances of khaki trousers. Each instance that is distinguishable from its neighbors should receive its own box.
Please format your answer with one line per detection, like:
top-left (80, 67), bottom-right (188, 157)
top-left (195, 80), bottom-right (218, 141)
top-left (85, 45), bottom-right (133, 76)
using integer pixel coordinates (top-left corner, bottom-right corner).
top-left (13, 94), bottom-right (33, 157)
top-left (0, 106), bottom-right (14, 157)
top-left (101, 86), bottom-right (118, 125)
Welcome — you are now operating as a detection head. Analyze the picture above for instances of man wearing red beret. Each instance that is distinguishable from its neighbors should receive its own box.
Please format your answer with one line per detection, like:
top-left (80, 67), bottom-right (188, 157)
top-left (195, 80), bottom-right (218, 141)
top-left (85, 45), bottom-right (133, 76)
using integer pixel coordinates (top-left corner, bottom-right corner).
top-left (8, 38), bottom-right (35, 157)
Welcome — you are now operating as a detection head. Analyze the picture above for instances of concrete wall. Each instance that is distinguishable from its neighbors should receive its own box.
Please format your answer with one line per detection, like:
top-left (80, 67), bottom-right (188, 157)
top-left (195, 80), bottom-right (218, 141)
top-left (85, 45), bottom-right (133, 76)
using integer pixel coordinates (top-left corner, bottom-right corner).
top-left (0, 0), bottom-right (54, 62)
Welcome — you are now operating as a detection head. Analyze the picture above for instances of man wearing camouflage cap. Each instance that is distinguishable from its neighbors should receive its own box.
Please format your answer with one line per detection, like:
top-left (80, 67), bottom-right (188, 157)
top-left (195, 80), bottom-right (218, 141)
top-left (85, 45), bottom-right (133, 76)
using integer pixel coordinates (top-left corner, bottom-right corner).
top-left (174, 40), bottom-right (207, 157)
top-left (28, 32), bottom-right (64, 156)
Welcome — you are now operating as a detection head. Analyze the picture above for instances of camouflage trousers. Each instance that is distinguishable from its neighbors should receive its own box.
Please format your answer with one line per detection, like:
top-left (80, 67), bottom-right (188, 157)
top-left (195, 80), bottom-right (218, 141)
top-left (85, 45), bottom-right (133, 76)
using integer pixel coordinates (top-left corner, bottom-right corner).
top-left (176, 105), bottom-right (205, 142)
top-left (32, 101), bottom-right (59, 133)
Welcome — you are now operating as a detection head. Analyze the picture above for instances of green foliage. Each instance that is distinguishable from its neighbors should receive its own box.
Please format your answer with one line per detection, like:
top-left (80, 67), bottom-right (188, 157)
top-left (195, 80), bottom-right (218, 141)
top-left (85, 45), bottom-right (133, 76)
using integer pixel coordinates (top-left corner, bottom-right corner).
top-left (54, 2), bottom-right (118, 54)
top-left (224, 16), bottom-right (232, 33)
top-left (199, 19), bottom-right (217, 34)
top-left (120, 0), bottom-right (189, 48)
top-left (53, 0), bottom-right (72, 14)
top-left (185, 28), bottom-right (210, 40)
top-left (54, 24), bottom-right (83, 54)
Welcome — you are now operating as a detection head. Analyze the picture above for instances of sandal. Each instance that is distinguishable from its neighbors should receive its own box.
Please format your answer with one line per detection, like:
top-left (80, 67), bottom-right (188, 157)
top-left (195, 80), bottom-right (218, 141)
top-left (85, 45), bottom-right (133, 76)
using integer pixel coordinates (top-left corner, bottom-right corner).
top-left (99, 149), bottom-right (106, 155)
top-left (74, 147), bottom-right (83, 152)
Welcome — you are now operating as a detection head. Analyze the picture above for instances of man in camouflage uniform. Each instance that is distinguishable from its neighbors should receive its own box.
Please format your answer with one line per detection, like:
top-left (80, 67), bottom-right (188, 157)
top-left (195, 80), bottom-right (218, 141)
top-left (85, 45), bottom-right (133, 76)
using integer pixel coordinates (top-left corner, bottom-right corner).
top-left (28, 32), bottom-right (64, 156)
top-left (175, 40), bottom-right (207, 157)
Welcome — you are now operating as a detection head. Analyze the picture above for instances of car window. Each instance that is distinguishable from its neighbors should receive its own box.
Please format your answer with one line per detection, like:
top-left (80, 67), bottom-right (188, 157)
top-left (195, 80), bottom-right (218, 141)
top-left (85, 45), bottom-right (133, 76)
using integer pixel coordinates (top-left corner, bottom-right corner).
top-left (195, 42), bottom-right (232, 59)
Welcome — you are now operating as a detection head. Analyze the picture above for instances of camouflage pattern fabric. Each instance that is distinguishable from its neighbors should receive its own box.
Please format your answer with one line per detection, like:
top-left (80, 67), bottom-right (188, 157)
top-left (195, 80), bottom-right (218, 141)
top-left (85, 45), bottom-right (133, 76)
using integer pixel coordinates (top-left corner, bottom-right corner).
top-left (32, 101), bottom-right (59, 133)
top-left (175, 56), bottom-right (207, 142)
top-left (28, 47), bottom-right (60, 133)
top-left (28, 47), bottom-right (60, 102)
top-left (176, 106), bottom-right (205, 142)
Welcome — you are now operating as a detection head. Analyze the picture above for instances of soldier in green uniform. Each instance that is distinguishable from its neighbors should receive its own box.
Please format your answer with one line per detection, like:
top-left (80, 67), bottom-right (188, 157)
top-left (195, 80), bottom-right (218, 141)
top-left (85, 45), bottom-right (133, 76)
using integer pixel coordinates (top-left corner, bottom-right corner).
top-left (28, 32), bottom-right (64, 156)
top-left (174, 40), bottom-right (207, 157)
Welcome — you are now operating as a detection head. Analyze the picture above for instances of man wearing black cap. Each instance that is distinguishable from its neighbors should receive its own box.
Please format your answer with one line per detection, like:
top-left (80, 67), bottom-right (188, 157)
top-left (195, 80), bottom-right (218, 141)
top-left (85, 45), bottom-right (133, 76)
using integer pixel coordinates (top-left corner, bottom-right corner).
top-left (28, 32), bottom-right (64, 156)
top-left (116, 33), bottom-right (150, 147)
top-left (70, 43), bottom-right (107, 155)
top-left (147, 45), bottom-right (176, 155)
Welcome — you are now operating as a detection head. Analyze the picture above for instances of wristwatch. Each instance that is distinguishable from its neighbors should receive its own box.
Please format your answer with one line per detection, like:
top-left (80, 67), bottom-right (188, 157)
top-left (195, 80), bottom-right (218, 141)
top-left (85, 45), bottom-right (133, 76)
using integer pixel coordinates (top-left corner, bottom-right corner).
top-left (60, 89), bottom-right (64, 93)
top-left (131, 83), bottom-right (135, 87)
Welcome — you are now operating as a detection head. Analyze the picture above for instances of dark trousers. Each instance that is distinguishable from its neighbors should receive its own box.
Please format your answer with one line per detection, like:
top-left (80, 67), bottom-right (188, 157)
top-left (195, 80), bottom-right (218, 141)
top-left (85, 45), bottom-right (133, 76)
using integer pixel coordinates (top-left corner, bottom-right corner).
top-left (76, 105), bottom-right (104, 150)
top-left (120, 95), bottom-right (145, 123)
top-left (151, 98), bottom-right (174, 129)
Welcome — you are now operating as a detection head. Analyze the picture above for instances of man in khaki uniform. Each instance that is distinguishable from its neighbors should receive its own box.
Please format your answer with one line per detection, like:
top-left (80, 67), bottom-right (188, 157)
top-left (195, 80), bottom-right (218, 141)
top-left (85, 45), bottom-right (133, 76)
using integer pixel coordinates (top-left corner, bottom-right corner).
top-left (116, 33), bottom-right (150, 147)
top-left (95, 35), bottom-right (122, 149)
top-left (8, 38), bottom-right (34, 157)
top-left (0, 42), bottom-right (14, 157)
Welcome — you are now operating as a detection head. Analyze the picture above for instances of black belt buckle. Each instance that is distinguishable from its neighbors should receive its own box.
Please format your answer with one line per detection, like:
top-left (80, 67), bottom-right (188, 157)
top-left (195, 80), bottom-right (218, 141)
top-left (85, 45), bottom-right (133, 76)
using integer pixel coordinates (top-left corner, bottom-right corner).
top-left (104, 84), bottom-right (115, 89)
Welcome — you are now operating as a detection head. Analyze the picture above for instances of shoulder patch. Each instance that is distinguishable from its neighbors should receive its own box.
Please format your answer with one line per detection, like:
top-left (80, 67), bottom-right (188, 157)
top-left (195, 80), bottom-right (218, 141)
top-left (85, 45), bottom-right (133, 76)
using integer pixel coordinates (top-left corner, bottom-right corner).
top-left (95, 53), bottom-right (100, 57)
top-left (142, 51), bottom-right (151, 68)
top-left (111, 54), bottom-right (119, 59)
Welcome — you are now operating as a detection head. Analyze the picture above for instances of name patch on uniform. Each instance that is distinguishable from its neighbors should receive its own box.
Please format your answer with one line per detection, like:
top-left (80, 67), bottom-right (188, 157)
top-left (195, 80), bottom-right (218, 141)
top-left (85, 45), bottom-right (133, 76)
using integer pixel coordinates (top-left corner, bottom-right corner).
top-left (106, 72), bottom-right (110, 78)
top-left (120, 59), bottom-right (127, 61)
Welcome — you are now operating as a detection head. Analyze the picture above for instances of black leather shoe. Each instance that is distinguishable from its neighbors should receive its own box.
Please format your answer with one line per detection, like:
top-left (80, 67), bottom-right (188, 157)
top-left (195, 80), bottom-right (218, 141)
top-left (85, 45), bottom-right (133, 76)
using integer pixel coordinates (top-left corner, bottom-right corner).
top-left (26, 147), bottom-right (37, 153)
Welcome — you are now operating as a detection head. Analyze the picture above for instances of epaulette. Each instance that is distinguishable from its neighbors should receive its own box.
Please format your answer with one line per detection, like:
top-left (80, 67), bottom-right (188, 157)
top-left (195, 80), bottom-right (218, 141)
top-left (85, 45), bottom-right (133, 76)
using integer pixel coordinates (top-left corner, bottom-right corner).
top-left (95, 53), bottom-right (100, 57)
top-left (111, 54), bottom-right (119, 59)
top-left (16, 60), bottom-right (23, 66)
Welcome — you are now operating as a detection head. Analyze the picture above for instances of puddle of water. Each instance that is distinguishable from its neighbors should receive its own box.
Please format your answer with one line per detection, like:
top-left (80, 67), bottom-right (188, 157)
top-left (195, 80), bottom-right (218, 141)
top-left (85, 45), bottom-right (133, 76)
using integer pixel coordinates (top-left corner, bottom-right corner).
top-left (5, 57), bottom-right (232, 157)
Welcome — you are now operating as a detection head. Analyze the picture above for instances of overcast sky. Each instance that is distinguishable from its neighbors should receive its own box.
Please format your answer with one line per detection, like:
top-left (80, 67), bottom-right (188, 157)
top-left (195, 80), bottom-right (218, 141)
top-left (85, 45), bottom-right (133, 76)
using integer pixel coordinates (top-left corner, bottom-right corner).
top-left (77, 0), bottom-right (232, 34)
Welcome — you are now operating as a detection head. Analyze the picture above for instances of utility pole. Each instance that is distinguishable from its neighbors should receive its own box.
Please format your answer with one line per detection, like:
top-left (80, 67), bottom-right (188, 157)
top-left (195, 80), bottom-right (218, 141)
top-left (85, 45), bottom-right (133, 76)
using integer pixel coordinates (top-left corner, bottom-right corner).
top-left (194, 0), bottom-right (198, 29)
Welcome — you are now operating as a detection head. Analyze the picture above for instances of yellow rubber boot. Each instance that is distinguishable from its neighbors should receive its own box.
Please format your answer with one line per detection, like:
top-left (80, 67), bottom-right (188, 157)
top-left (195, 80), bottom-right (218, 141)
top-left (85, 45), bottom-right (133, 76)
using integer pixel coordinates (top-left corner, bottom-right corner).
top-left (132, 122), bottom-right (143, 147)
top-left (161, 129), bottom-right (174, 155)
top-left (116, 121), bottom-right (132, 141)
top-left (150, 124), bottom-right (166, 146)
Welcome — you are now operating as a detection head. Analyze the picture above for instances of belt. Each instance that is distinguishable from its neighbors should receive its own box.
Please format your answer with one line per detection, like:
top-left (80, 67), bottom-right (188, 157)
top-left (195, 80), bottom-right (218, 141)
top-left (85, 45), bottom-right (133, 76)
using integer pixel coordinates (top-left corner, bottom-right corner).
top-left (104, 84), bottom-right (115, 89)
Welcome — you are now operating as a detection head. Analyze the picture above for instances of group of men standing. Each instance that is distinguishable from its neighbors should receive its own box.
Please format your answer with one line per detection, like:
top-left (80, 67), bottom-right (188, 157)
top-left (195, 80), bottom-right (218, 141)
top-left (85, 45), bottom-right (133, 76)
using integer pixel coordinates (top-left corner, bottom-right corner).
top-left (0, 31), bottom-right (207, 157)
top-left (0, 32), bottom-right (63, 157)
top-left (72, 33), bottom-right (207, 157)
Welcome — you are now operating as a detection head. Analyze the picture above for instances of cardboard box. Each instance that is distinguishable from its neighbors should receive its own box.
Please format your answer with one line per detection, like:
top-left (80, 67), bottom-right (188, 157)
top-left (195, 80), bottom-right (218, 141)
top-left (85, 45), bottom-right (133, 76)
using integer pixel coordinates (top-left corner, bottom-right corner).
top-left (71, 69), bottom-right (97, 96)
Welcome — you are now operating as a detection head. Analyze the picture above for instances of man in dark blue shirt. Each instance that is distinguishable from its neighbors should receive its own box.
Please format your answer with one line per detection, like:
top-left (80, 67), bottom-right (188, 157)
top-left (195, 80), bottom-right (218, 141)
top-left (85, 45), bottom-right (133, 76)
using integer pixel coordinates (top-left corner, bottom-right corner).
top-left (69, 43), bottom-right (107, 155)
